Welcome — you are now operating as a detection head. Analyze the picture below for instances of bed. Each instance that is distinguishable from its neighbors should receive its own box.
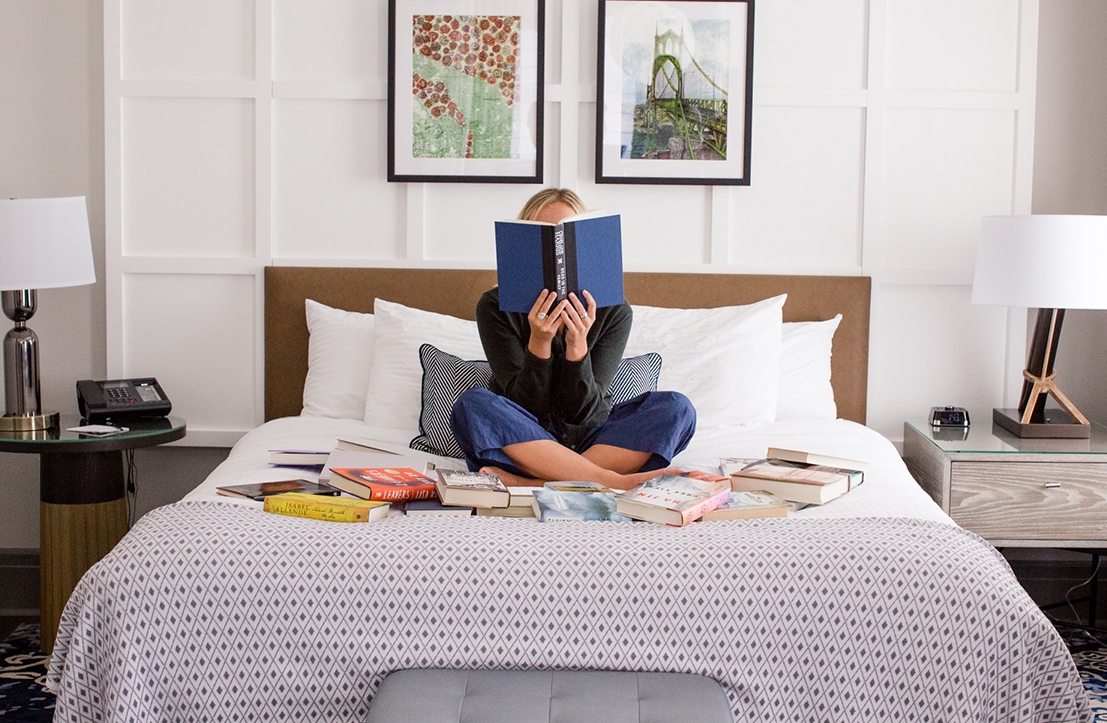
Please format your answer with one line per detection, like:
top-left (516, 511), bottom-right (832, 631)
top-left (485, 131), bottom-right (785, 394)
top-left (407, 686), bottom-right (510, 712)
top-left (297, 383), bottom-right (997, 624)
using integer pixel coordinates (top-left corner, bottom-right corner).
top-left (46, 268), bottom-right (1089, 722)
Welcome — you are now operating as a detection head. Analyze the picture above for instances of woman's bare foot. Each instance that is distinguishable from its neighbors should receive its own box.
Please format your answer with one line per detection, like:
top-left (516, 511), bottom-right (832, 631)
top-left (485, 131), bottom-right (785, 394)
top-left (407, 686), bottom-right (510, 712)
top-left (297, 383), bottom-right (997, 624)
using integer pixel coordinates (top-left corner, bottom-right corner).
top-left (480, 466), bottom-right (547, 487)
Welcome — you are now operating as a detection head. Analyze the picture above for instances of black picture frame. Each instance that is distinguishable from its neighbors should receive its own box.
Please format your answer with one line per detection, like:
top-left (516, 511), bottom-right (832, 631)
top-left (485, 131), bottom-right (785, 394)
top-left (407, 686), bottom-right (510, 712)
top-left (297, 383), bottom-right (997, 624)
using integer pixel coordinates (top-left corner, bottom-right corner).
top-left (387, 0), bottom-right (545, 184)
top-left (595, 0), bottom-right (754, 185)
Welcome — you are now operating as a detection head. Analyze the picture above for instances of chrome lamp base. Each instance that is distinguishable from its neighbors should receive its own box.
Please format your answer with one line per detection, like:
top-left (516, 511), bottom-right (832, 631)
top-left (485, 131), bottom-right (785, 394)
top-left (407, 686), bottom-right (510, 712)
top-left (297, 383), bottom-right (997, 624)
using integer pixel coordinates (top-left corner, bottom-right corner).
top-left (2, 289), bottom-right (59, 432)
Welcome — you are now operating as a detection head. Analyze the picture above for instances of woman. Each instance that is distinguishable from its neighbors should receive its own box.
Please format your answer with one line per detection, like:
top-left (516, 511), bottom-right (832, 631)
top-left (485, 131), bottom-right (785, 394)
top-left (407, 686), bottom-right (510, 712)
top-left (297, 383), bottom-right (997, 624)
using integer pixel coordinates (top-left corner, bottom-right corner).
top-left (450, 188), bottom-right (696, 490)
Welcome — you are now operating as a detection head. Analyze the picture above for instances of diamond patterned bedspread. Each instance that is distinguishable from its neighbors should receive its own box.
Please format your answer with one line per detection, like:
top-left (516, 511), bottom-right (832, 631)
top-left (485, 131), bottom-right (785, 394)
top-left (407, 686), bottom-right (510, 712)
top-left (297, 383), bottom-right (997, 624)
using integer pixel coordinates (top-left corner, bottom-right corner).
top-left (47, 501), bottom-right (1089, 722)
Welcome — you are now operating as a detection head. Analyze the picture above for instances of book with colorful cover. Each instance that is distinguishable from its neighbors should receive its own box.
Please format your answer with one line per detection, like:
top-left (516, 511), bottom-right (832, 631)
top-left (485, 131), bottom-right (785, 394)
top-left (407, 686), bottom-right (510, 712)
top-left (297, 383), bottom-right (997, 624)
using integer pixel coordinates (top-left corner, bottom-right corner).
top-left (729, 458), bottom-right (863, 505)
top-left (495, 211), bottom-right (624, 313)
top-left (699, 489), bottom-right (791, 521)
top-left (328, 466), bottom-right (438, 501)
top-left (436, 469), bottom-right (510, 508)
top-left (615, 473), bottom-right (731, 526)
top-left (531, 488), bottom-right (632, 522)
top-left (262, 492), bottom-right (390, 522)
top-left (216, 479), bottom-right (340, 501)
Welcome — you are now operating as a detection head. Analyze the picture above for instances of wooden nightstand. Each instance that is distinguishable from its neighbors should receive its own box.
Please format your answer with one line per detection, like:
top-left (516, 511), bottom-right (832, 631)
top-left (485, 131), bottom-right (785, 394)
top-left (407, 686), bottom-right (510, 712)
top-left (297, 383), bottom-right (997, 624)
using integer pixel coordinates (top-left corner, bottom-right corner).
top-left (903, 418), bottom-right (1107, 547)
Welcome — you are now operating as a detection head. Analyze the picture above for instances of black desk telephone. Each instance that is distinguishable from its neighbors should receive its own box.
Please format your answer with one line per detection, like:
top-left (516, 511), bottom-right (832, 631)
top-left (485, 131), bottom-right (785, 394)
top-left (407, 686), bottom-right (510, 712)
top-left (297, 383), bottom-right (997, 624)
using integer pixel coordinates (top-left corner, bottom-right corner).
top-left (77, 378), bottom-right (172, 422)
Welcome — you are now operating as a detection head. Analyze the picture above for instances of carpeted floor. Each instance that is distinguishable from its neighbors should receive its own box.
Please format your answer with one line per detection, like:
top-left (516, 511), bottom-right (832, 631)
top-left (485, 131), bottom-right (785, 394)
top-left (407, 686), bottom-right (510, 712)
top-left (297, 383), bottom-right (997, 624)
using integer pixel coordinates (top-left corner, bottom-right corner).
top-left (0, 624), bottom-right (53, 722)
top-left (2, 621), bottom-right (1106, 720)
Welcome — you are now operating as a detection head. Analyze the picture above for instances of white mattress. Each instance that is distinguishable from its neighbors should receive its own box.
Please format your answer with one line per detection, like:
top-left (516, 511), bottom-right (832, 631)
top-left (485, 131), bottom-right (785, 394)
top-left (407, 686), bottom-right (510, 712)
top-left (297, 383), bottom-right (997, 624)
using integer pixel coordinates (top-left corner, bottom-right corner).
top-left (186, 416), bottom-right (953, 525)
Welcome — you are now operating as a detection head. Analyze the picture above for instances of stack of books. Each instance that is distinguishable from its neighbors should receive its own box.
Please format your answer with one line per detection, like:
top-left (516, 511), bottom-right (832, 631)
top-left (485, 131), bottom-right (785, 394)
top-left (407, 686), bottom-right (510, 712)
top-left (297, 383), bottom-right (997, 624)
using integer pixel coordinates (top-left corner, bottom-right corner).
top-left (434, 469), bottom-right (510, 508)
top-left (400, 469), bottom-right (513, 516)
top-left (723, 447), bottom-right (867, 505)
top-left (476, 486), bottom-right (541, 518)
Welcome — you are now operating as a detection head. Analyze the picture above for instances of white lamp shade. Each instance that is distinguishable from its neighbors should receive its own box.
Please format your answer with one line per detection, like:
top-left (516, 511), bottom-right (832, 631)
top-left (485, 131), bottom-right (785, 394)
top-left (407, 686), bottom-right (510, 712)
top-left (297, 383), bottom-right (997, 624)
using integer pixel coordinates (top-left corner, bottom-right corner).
top-left (0, 196), bottom-right (96, 291)
top-left (971, 214), bottom-right (1107, 309)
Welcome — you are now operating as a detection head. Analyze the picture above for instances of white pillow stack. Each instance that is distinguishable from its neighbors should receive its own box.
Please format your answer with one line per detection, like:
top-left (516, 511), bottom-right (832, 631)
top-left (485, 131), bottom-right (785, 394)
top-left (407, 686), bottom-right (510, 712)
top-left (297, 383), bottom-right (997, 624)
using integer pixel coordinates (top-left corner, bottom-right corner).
top-left (298, 296), bottom-right (840, 436)
top-left (623, 295), bottom-right (786, 428)
top-left (777, 315), bottom-right (841, 421)
top-left (301, 299), bottom-right (375, 420)
top-left (361, 298), bottom-right (485, 436)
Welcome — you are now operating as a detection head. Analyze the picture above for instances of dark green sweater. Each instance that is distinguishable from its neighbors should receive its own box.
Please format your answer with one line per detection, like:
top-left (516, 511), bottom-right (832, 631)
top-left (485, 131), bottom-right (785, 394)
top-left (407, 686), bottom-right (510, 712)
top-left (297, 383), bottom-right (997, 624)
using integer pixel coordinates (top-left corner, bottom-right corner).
top-left (475, 287), bottom-right (632, 449)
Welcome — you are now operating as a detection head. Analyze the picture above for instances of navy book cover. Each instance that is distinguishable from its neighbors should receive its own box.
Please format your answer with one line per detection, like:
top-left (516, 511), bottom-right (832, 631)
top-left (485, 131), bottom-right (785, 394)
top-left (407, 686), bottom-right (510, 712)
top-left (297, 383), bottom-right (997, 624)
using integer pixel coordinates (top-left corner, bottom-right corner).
top-left (495, 212), bottom-right (624, 313)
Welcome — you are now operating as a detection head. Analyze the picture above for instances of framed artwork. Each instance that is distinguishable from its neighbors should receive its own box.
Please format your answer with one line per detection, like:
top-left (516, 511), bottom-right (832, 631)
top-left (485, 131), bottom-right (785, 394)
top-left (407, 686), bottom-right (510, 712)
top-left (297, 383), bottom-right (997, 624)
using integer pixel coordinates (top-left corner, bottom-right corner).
top-left (388, 0), bottom-right (545, 183)
top-left (595, 0), bottom-right (754, 185)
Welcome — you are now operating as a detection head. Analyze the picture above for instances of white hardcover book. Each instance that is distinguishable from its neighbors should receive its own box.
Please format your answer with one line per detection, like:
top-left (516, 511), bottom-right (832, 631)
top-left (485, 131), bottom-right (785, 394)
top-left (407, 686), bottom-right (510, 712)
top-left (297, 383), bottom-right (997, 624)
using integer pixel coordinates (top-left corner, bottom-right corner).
top-left (765, 447), bottom-right (869, 472)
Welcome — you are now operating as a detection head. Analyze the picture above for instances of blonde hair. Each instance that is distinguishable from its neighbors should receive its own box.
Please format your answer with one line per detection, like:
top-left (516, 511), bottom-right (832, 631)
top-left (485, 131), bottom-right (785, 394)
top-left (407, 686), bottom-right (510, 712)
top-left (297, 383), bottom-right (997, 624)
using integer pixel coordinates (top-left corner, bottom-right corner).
top-left (518, 188), bottom-right (586, 221)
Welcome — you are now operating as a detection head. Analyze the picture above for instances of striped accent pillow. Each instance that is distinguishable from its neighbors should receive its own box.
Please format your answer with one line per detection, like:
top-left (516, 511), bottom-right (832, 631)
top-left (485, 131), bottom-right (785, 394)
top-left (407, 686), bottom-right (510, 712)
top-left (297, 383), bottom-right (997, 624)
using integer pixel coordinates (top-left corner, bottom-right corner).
top-left (410, 344), bottom-right (663, 459)
top-left (609, 351), bottom-right (662, 405)
top-left (410, 344), bottom-right (493, 458)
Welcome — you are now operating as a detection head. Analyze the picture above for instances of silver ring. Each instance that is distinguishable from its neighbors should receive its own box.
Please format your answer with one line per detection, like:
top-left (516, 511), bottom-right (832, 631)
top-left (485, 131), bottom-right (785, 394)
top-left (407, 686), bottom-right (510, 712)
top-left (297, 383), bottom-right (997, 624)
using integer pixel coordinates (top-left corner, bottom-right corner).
top-left (537, 312), bottom-right (547, 320)
top-left (580, 313), bottom-right (588, 320)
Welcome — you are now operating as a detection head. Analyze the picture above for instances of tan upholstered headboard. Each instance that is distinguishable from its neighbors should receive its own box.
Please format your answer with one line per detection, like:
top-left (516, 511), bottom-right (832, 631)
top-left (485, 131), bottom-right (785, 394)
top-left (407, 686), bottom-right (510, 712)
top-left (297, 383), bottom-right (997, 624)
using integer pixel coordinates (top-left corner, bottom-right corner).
top-left (264, 268), bottom-right (871, 424)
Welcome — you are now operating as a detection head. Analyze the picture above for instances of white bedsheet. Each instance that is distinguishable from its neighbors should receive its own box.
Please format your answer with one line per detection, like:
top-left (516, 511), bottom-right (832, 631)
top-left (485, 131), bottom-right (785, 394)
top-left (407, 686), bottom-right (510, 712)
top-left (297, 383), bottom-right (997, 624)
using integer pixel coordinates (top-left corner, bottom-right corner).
top-left (186, 416), bottom-right (952, 524)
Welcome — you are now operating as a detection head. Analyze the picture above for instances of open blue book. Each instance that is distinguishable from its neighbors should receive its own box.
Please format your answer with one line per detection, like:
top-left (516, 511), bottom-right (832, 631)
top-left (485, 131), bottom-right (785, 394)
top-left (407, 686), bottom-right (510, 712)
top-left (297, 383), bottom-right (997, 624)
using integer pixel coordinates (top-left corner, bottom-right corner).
top-left (494, 211), bottom-right (624, 313)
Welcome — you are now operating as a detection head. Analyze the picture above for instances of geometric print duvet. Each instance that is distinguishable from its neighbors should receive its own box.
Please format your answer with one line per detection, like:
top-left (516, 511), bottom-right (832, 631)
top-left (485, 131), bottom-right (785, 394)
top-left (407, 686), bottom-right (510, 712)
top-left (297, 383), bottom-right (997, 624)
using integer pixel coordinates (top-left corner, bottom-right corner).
top-left (47, 501), bottom-right (1090, 722)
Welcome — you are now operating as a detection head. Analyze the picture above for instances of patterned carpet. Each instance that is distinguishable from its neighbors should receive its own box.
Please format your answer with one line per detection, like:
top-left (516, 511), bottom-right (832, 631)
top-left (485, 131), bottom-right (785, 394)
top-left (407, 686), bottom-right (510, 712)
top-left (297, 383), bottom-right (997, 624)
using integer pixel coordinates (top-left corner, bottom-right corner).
top-left (1, 621), bottom-right (1106, 720)
top-left (0, 624), bottom-right (53, 722)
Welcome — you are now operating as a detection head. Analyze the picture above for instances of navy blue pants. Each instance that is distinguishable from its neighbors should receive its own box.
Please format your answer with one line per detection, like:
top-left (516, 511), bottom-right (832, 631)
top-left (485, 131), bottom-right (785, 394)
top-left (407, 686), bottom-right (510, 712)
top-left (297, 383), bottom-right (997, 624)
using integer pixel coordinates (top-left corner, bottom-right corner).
top-left (450, 387), bottom-right (696, 477)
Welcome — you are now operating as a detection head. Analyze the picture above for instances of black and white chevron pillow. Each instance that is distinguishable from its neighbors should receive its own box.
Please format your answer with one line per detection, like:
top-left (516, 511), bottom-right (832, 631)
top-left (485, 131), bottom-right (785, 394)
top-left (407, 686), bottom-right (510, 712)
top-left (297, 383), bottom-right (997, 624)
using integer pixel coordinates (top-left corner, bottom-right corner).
top-left (608, 351), bottom-right (662, 406)
top-left (410, 344), bottom-right (663, 458)
top-left (410, 344), bottom-right (493, 458)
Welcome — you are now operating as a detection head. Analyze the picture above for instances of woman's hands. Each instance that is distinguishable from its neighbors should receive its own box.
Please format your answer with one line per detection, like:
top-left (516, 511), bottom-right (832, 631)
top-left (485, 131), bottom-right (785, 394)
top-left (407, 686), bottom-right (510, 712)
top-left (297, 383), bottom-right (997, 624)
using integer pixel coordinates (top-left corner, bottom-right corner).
top-left (527, 289), bottom-right (565, 359)
top-left (562, 291), bottom-right (596, 362)
top-left (526, 289), bottom-right (596, 361)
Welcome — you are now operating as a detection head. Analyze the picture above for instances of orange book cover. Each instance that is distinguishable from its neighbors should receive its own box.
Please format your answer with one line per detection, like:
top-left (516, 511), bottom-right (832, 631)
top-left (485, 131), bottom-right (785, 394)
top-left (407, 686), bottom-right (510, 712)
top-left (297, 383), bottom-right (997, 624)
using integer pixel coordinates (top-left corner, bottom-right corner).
top-left (329, 467), bottom-right (438, 502)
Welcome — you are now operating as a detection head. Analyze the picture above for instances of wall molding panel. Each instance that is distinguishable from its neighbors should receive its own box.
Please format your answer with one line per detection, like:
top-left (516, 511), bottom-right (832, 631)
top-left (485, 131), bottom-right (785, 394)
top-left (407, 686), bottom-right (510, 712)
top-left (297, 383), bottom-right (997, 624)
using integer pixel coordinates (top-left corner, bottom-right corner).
top-left (105, 0), bottom-right (1039, 444)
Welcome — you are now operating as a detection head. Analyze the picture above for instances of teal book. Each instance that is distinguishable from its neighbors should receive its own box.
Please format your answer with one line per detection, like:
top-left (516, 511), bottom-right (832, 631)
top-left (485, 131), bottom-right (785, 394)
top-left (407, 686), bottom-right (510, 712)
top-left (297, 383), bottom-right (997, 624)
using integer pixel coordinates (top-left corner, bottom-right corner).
top-left (531, 488), bottom-right (632, 522)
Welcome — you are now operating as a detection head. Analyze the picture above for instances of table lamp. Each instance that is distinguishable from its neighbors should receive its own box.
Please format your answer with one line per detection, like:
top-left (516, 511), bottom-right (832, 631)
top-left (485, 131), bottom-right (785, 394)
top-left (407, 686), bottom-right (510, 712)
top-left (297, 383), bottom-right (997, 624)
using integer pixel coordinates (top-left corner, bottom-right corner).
top-left (0, 197), bottom-right (96, 432)
top-left (971, 214), bottom-right (1107, 438)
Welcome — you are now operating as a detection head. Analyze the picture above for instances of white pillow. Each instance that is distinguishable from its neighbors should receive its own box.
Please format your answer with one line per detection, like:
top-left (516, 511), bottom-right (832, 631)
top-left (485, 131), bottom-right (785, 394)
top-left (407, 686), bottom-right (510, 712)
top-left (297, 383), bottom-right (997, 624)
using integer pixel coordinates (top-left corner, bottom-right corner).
top-left (624, 295), bottom-right (786, 428)
top-left (776, 315), bottom-right (841, 421)
top-left (302, 299), bottom-right (375, 420)
top-left (363, 298), bottom-right (485, 436)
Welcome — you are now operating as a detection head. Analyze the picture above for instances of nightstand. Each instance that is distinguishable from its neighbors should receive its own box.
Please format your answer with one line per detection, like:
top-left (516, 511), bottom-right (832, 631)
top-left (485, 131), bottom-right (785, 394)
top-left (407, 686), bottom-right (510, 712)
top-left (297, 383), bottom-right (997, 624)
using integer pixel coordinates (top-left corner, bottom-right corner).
top-left (903, 418), bottom-right (1107, 547)
top-left (0, 415), bottom-right (185, 653)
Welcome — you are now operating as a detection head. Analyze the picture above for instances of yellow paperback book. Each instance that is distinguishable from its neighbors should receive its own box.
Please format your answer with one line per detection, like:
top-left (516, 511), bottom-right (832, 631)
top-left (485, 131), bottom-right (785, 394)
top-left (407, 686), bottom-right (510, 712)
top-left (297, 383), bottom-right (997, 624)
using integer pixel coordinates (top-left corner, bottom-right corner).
top-left (263, 492), bottom-right (390, 522)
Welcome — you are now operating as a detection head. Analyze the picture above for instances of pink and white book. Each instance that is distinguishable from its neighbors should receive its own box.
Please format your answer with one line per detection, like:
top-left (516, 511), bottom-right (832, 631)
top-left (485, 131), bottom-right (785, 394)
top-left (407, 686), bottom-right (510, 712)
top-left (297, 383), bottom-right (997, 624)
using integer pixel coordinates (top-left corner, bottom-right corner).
top-left (615, 474), bottom-right (731, 527)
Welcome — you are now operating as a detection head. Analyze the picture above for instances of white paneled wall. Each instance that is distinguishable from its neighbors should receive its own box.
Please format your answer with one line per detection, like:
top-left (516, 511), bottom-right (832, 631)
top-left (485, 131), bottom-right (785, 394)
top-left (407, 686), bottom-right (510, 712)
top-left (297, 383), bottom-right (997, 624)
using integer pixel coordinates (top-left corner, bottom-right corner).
top-left (104, 0), bottom-right (1038, 445)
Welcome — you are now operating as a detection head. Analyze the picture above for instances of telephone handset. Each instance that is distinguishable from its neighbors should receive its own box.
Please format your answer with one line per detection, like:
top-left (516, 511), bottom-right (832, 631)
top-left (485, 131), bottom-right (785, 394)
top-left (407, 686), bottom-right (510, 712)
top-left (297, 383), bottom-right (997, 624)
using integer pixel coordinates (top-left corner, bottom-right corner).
top-left (76, 378), bottom-right (172, 422)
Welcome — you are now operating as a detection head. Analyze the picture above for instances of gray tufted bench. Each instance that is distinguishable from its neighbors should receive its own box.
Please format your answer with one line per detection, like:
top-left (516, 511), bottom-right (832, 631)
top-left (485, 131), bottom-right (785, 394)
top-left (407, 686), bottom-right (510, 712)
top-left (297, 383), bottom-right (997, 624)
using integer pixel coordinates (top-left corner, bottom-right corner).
top-left (365, 669), bottom-right (733, 723)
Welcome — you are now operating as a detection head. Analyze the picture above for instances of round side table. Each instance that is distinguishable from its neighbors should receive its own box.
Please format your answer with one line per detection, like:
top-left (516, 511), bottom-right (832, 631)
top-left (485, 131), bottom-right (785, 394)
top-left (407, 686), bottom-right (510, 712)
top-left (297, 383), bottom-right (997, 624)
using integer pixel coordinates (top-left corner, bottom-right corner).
top-left (0, 414), bottom-right (185, 653)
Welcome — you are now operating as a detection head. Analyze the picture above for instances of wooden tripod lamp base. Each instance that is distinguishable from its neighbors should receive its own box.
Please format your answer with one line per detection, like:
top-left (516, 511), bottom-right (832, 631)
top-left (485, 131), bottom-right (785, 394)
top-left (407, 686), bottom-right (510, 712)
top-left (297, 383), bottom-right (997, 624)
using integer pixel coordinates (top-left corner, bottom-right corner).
top-left (992, 307), bottom-right (1092, 439)
top-left (993, 371), bottom-right (1091, 438)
